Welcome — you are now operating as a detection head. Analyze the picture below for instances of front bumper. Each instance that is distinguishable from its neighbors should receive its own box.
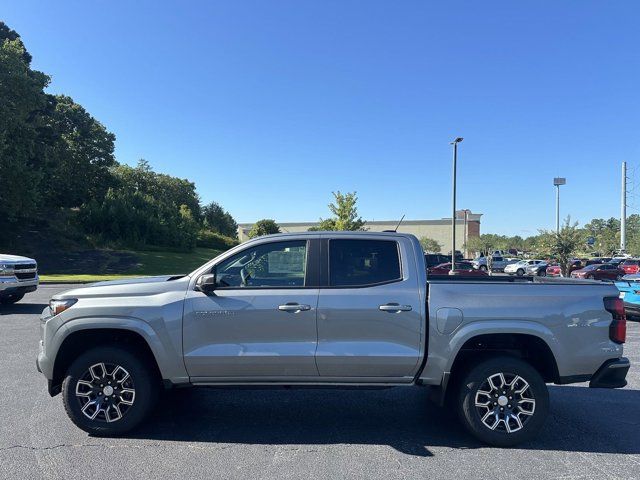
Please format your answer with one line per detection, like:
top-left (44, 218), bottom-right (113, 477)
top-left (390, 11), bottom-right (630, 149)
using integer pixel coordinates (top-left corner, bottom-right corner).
top-left (0, 284), bottom-right (38, 297)
top-left (589, 357), bottom-right (630, 389)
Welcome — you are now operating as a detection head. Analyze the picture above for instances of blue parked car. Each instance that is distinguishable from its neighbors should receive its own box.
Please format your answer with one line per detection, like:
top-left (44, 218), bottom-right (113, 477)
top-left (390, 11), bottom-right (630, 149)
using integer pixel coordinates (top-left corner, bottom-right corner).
top-left (615, 274), bottom-right (640, 321)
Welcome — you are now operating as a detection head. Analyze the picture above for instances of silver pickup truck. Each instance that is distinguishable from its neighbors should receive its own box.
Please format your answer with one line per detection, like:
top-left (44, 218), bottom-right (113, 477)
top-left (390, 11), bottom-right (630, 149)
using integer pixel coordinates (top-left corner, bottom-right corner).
top-left (37, 232), bottom-right (629, 446)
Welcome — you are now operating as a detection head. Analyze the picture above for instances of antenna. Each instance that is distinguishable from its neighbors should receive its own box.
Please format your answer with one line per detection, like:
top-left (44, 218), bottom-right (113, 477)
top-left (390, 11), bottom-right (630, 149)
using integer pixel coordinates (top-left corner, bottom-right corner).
top-left (393, 214), bottom-right (405, 232)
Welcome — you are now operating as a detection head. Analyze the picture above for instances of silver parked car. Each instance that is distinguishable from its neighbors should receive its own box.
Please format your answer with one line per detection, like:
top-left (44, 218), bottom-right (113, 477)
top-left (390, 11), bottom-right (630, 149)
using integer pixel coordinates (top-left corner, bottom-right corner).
top-left (471, 255), bottom-right (519, 272)
top-left (504, 259), bottom-right (545, 276)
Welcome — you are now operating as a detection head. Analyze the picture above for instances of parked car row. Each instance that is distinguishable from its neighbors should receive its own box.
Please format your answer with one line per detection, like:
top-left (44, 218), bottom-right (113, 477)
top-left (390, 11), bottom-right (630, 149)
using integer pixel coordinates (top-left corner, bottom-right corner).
top-left (425, 252), bottom-right (640, 283)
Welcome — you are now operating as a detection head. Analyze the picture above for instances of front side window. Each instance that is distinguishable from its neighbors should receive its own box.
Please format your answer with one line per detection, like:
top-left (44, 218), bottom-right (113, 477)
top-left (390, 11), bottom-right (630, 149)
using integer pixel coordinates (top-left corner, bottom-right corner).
top-left (329, 239), bottom-right (402, 287)
top-left (215, 240), bottom-right (307, 288)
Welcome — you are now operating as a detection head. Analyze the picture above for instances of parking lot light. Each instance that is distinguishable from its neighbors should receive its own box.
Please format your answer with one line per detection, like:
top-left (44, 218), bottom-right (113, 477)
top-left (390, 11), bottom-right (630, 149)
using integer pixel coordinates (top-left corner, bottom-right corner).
top-left (450, 137), bottom-right (463, 275)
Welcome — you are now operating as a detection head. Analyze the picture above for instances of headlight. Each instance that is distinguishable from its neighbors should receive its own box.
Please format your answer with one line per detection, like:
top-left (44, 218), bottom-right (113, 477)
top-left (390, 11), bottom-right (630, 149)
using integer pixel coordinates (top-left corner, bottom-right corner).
top-left (0, 264), bottom-right (14, 276)
top-left (49, 298), bottom-right (77, 316)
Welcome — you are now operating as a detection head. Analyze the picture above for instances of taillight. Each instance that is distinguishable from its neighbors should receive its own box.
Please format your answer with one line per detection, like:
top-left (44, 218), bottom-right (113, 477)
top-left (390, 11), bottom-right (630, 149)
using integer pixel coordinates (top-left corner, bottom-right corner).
top-left (604, 296), bottom-right (626, 344)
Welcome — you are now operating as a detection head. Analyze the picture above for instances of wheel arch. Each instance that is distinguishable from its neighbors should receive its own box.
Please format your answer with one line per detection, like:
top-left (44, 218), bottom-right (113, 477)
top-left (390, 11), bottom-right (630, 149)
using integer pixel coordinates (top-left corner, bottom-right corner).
top-left (428, 326), bottom-right (560, 406)
top-left (448, 332), bottom-right (560, 385)
top-left (50, 322), bottom-right (168, 396)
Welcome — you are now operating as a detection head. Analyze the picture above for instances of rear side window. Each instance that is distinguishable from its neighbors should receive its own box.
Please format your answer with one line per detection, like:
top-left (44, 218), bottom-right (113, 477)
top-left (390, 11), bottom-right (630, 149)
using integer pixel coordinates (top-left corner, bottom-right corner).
top-left (329, 239), bottom-right (402, 287)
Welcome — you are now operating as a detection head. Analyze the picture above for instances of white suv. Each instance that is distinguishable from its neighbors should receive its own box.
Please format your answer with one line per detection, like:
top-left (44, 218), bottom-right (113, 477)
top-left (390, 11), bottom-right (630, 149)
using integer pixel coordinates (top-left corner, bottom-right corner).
top-left (504, 259), bottom-right (545, 276)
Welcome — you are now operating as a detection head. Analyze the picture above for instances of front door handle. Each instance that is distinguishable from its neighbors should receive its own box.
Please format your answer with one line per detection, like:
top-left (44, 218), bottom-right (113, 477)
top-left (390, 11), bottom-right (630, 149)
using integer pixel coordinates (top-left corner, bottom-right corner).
top-left (278, 303), bottom-right (311, 312)
top-left (379, 303), bottom-right (412, 313)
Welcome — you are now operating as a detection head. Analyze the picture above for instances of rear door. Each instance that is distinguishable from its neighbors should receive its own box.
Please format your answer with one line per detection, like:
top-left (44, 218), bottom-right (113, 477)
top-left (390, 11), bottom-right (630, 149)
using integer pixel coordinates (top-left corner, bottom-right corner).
top-left (315, 236), bottom-right (424, 379)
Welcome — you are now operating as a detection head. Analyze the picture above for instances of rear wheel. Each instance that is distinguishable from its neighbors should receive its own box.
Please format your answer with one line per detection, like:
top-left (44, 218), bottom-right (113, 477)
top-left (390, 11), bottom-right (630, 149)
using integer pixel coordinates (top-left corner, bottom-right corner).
top-left (457, 356), bottom-right (549, 447)
top-left (516, 269), bottom-right (524, 276)
top-left (0, 294), bottom-right (25, 304)
top-left (62, 346), bottom-right (159, 436)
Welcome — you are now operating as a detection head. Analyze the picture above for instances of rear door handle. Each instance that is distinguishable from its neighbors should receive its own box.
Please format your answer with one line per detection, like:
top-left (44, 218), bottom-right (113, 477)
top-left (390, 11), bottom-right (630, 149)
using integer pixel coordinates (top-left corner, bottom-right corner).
top-left (278, 303), bottom-right (311, 312)
top-left (379, 303), bottom-right (412, 312)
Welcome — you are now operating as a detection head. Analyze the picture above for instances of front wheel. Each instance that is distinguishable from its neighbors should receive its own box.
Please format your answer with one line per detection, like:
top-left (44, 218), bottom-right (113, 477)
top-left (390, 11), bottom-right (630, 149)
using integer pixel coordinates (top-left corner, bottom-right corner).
top-left (516, 269), bottom-right (524, 276)
top-left (62, 346), bottom-right (159, 436)
top-left (479, 265), bottom-right (488, 272)
top-left (457, 356), bottom-right (549, 447)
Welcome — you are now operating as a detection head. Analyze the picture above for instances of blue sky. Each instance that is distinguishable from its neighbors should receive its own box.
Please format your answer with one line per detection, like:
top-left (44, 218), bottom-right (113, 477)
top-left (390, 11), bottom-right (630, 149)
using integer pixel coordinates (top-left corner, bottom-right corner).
top-left (4, 1), bottom-right (639, 236)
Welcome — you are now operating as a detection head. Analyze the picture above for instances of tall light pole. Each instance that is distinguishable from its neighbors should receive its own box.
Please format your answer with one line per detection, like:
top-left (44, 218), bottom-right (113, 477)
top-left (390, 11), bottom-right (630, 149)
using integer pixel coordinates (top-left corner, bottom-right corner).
top-left (450, 137), bottom-right (463, 274)
top-left (553, 177), bottom-right (566, 233)
top-left (621, 162), bottom-right (627, 254)
top-left (462, 208), bottom-right (471, 258)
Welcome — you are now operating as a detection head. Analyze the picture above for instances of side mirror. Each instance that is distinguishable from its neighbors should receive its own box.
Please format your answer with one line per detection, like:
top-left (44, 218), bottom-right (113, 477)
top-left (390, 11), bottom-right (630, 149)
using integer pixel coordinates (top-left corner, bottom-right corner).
top-left (196, 273), bottom-right (216, 293)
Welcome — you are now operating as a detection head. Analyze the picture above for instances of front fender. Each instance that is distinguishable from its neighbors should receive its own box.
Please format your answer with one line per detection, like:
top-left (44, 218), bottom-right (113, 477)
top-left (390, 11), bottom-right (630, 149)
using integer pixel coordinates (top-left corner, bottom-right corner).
top-left (47, 316), bottom-right (189, 384)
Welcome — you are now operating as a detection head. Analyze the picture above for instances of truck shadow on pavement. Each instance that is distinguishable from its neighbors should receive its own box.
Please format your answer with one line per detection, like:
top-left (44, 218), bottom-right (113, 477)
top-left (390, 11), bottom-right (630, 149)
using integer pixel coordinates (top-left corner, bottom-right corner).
top-left (0, 302), bottom-right (47, 315)
top-left (127, 384), bottom-right (640, 456)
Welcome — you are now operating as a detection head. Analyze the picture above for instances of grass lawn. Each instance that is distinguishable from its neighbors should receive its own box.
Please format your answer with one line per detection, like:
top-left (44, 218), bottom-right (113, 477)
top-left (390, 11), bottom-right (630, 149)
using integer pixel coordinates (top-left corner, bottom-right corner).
top-left (40, 247), bottom-right (224, 283)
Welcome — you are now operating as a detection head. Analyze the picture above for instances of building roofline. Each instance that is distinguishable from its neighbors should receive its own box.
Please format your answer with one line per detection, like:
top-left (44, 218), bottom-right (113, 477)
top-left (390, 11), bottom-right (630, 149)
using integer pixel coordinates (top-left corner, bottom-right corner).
top-left (238, 218), bottom-right (481, 228)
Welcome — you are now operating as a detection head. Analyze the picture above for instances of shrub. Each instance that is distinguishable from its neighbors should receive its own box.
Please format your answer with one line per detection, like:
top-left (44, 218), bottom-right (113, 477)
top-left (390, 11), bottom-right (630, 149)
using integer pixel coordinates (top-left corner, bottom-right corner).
top-left (196, 230), bottom-right (239, 250)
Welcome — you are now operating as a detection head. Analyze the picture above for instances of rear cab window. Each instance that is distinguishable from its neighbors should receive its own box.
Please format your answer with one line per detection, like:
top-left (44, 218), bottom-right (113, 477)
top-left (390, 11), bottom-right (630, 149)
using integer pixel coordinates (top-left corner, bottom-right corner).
top-left (329, 239), bottom-right (402, 287)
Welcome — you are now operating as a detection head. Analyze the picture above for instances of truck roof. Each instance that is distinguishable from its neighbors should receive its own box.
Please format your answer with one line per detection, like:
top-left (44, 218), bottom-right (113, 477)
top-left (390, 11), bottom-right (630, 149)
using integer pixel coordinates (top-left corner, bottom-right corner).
top-left (248, 231), bottom-right (419, 240)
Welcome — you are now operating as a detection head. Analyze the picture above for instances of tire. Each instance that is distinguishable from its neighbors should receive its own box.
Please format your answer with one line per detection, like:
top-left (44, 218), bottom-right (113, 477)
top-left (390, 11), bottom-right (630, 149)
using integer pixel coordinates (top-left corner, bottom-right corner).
top-left (538, 269), bottom-right (546, 277)
top-left (457, 356), bottom-right (549, 447)
top-left (62, 345), bottom-right (159, 436)
top-left (0, 294), bottom-right (25, 305)
top-left (586, 274), bottom-right (594, 280)
top-left (516, 269), bottom-right (524, 276)
top-left (479, 265), bottom-right (488, 272)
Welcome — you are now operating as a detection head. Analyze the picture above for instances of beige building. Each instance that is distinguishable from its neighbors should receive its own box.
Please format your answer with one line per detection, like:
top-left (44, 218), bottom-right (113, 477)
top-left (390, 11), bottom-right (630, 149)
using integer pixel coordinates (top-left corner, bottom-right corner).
top-left (237, 211), bottom-right (482, 255)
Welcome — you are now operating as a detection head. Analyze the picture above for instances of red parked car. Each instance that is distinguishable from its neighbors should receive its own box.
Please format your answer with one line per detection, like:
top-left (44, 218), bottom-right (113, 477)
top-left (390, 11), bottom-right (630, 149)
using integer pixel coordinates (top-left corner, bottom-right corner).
top-left (546, 260), bottom-right (583, 277)
top-left (621, 259), bottom-right (640, 275)
top-left (428, 262), bottom-right (488, 276)
top-left (570, 264), bottom-right (624, 281)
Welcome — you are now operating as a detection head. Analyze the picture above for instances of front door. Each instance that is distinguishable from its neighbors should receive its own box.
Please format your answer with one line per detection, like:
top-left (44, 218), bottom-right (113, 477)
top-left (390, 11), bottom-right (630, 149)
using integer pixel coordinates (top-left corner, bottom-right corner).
top-left (315, 237), bottom-right (423, 379)
top-left (183, 239), bottom-right (320, 379)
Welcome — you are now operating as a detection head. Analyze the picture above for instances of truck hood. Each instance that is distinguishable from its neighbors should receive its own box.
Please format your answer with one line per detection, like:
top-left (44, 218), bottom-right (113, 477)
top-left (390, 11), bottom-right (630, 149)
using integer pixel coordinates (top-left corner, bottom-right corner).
top-left (90, 275), bottom-right (184, 287)
top-left (0, 253), bottom-right (37, 264)
top-left (53, 275), bottom-right (191, 300)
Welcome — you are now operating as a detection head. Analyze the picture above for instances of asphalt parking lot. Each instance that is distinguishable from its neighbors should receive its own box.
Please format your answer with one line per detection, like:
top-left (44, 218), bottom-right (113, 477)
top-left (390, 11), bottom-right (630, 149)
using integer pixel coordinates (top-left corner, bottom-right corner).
top-left (1, 285), bottom-right (640, 480)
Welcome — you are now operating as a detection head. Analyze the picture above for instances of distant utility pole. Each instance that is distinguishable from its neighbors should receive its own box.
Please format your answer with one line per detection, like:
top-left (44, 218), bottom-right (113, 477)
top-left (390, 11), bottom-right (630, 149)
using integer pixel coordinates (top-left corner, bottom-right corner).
top-left (621, 161), bottom-right (627, 253)
top-left (449, 137), bottom-right (463, 275)
top-left (553, 177), bottom-right (566, 233)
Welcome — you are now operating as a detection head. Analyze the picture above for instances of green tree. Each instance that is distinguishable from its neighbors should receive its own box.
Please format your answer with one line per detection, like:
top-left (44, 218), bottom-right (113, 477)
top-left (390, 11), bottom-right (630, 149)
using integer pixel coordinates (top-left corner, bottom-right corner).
top-left (80, 161), bottom-right (201, 250)
top-left (419, 237), bottom-right (442, 253)
top-left (0, 23), bottom-right (49, 224)
top-left (466, 234), bottom-right (509, 257)
top-left (537, 218), bottom-right (583, 276)
top-left (202, 201), bottom-right (238, 237)
top-left (40, 94), bottom-right (116, 209)
top-left (248, 219), bottom-right (281, 238)
top-left (311, 191), bottom-right (366, 231)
